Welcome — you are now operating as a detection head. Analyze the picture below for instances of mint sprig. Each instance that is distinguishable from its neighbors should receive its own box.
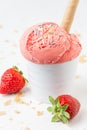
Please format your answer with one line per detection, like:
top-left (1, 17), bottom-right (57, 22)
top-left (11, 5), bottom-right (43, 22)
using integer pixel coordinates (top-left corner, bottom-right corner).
top-left (47, 96), bottom-right (70, 123)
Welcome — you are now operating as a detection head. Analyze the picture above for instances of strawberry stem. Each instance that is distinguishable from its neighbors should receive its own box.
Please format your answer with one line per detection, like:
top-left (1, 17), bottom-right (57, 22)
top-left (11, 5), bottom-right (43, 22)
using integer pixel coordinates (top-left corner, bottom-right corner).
top-left (47, 96), bottom-right (70, 123)
top-left (13, 66), bottom-right (29, 83)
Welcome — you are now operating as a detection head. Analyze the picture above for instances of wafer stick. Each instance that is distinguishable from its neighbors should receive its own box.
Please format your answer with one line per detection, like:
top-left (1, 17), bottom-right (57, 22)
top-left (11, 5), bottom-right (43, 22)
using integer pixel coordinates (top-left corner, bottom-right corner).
top-left (61, 0), bottom-right (79, 33)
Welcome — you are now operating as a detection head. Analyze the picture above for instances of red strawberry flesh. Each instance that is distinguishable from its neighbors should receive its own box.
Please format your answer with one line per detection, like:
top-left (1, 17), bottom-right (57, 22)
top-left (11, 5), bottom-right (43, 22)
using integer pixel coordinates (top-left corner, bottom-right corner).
top-left (47, 94), bottom-right (81, 123)
top-left (58, 95), bottom-right (80, 119)
top-left (0, 67), bottom-right (25, 94)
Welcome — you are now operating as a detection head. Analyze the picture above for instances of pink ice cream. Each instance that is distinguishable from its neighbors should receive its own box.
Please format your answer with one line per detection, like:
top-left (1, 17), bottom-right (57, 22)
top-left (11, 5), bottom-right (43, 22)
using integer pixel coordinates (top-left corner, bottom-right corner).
top-left (20, 22), bottom-right (82, 64)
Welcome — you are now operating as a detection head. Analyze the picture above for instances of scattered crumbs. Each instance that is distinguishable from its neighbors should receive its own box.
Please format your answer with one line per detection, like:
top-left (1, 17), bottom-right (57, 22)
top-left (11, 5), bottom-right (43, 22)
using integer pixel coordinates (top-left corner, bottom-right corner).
top-left (20, 120), bottom-right (25, 125)
top-left (79, 55), bottom-right (87, 63)
top-left (37, 111), bottom-right (43, 116)
top-left (25, 127), bottom-right (30, 130)
top-left (14, 92), bottom-right (24, 103)
top-left (32, 107), bottom-right (36, 110)
top-left (11, 51), bottom-right (16, 55)
top-left (75, 75), bottom-right (80, 79)
top-left (38, 101), bottom-right (44, 105)
top-left (0, 111), bottom-right (6, 116)
top-left (0, 56), bottom-right (5, 60)
top-left (19, 100), bottom-right (30, 106)
top-left (9, 117), bottom-right (13, 121)
top-left (13, 29), bottom-right (19, 33)
top-left (4, 99), bottom-right (11, 106)
top-left (4, 39), bottom-right (10, 43)
top-left (12, 43), bottom-right (18, 47)
top-left (0, 24), bottom-right (3, 29)
top-left (14, 92), bottom-right (30, 105)
top-left (20, 120), bottom-right (25, 124)
top-left (83, 129), bottom-right (87, 130)
top-left (76, 33), bottom-right (81, 38)
top-left (14, 110), bottom-right (21, 114)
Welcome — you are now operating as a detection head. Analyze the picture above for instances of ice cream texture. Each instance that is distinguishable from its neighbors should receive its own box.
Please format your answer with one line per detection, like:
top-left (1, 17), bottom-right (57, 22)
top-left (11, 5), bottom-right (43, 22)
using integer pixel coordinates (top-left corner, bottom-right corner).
top-left (20, 22), bottom-right (82, 64)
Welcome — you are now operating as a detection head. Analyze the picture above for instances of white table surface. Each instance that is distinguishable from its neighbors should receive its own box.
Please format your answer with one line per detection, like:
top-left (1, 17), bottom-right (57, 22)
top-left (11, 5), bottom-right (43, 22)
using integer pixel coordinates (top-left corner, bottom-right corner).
top-left (0, 0), bottom-right (87, 130)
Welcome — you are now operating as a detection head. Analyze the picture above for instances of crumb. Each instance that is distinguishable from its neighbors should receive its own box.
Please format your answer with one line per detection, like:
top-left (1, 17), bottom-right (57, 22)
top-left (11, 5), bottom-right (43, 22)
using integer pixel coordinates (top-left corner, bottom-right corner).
top-left (4, 100), bottom-right (11, 106)
top-left (4, 39), bottom-right (10, 43)
top-left (14, 110), bottom-right (21, 114)
top-left (37, 111), bottom-right (43, 116)
top-left (83, 129), bottom-right (87, 130)
top-left (19, 100), bottom-right (30, 105)
top-left (75, 75), bottom-right (80, 79)
top-left (0, 111), bottom-right (6, 116)
top-left (25, 127), bottom-right (30, 130)
top-left (12, 43), bottom-right (17, 47)
top-left (38, 101), bottom-right (44, 105)
top-left (20, 120), bottom-right (25, 124)
top-left (13, 29), bottom-right (19, 33)
top-left (32, 107), bottom-right (36, 110)
top-left (0, 24), bottom-right (3, 29)
top-left (11, 51), bottom-right (16, 55)
top-left (76, 33), bottom-right (81, 38)
top-left (14, 92), bottom-right (30, 105)
top-left (0, 57), bottom-right (5, 60)
top-left (79, 55), bottom-right (87, 63)
top-left (14, 92), bottom-right (24, 103)
top-left (9, 117), bottom-right (13, 121)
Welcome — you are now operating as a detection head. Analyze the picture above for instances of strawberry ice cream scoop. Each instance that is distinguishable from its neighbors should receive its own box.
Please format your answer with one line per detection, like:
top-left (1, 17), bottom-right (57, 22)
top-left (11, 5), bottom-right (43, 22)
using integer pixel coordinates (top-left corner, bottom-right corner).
top-left (20, 22), bottom-right (82, 64)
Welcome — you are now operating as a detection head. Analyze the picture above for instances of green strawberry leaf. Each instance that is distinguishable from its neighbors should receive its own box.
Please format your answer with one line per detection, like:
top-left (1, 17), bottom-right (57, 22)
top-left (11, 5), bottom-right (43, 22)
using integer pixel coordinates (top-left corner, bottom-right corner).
top-left (51, 114), bottom-right (59, 122)
top-left (47, 96), bottom-right (70, 124)
top-left (19, 70), bottom-right (23, 75)
top-left (56, 99), bottom-right (61, 107)
top-left (13, 66), bottom-right (29, 83)
top-left (47, 107), bottom-right (53, 112)
top-left (60, 115), bottom-right (69, 124)
top-left (49, 96), bottom-right (55, 105)
top-left (62, 104), bottom-right (69, 111)
top-left (63, 111), bottom-right (70, 119)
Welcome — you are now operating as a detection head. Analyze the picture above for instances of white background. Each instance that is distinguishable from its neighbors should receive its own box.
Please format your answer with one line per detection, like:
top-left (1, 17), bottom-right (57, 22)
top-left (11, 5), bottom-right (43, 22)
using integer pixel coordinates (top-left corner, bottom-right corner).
top-left (0, 0), bottom-right (87, 130)
top-left (0, 0), bottom-right (87, 31)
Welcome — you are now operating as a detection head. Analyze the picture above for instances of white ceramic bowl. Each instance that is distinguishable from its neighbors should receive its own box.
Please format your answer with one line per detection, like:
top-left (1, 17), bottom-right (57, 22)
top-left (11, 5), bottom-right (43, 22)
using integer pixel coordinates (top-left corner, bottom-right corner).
top-left (26, 58), bottom-right (78, 102)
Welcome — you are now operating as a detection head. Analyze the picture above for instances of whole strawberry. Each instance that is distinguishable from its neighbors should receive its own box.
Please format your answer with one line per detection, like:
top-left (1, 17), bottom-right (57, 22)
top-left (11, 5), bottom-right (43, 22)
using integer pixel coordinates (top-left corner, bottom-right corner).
top-left (0, 66), bottom-right (28, 94)
top-left (47, 95), bottom-right (80, 123)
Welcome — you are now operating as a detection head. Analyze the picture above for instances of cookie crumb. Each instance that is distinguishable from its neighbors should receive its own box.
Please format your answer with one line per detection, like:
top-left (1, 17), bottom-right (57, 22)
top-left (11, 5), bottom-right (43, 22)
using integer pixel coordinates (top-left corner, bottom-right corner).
top-left (75, 75), bottom-right (80, 79)
top-left (4, 39), bottom-right (10, 43)
top-left (9, 117), bottom-right (13, 121)
top-left (38, 101), bottom-right (44, 105)
top-left (0, 111), bottom-right (6, 116)
top-left (79, 55), bottom-right (87, 63)
top-left (25, 127), bottom-right (30, 130)
top-left (0, 24), bottom-right (3, 29)
top-left (11, 51), bottom-right (16, 55)
top-left (14, 110), bottom-right (21, 114)
top-left (4, 100), bottom-right (11, 106)
top-left (76, 33), bottom-right (81, 38)
top-left (13, 29), bottom-right (19, 33)
top-left (37, 111), bottom-right (43, 116)
top-left (14, 92), bottom-right (24, 103)
top-left (32, 107), bottom-right (36, 110)
top-left (20, 100), bottom-right (30, 105)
